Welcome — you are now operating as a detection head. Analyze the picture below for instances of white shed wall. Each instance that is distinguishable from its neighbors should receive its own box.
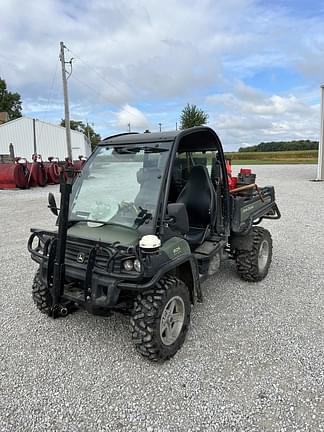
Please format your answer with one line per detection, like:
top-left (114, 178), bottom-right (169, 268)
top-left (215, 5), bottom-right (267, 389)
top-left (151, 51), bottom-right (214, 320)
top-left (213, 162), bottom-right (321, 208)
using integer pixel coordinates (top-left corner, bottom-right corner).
top-left (0, 117), bottom-right (91, 161)
top-left (0, 117), bottom-right (33, 158)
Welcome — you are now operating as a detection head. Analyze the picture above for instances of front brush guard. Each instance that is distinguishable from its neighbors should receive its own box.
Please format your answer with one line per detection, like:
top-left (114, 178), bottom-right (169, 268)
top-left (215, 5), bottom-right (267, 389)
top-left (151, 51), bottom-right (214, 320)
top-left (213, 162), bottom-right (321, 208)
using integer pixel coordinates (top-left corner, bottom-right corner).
top-left (83, 245), bottom-right (121, 313)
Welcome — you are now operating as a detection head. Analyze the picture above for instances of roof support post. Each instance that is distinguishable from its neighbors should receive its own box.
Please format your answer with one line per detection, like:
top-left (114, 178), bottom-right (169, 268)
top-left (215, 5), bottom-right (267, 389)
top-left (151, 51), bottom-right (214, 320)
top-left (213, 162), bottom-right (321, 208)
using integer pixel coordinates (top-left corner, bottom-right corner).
top-left (316, 84), bottom-right (324, 181)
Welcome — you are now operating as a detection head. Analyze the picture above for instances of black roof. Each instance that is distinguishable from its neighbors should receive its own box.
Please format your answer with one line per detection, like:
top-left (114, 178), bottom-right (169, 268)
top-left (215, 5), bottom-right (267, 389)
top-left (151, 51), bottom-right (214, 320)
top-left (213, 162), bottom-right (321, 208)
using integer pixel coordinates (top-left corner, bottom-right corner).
top-left (100, 130), bottom-right (182, 145)
top-left (99, 126), bottom-right (222, 152)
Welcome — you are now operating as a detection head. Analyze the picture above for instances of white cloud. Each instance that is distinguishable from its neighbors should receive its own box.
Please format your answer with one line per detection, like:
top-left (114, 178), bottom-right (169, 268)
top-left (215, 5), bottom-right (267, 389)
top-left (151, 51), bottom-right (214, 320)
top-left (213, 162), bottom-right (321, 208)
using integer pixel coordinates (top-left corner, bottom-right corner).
top-left (246, 95), bottom-right (310, 115)
top-left (206, 83), bottom-right (320, 149)
top-left (0, 0), bottom-right (225, 102)
top-left (233, 81), bottom-right (264, 102)
top-left (0, 0), bottom-right (323, 143)
top-left (116, 104), bottom-right (149, 130)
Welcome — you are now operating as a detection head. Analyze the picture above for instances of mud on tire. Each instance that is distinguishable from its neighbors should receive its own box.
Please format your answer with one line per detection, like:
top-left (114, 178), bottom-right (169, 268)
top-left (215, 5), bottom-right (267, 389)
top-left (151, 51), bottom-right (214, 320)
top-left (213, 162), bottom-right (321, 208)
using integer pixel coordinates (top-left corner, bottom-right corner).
top-left (32, 270), bottom-right (52, 315)
top-left (130, 275), bottom-right (191, 362)
top-left (235, 227), bottom-right (273, 282)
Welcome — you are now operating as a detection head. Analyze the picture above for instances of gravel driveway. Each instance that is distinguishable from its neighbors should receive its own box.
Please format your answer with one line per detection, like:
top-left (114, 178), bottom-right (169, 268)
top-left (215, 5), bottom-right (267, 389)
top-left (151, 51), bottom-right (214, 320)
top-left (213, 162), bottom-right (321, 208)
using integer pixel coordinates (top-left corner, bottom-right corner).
top-left (0, 165), bottom-right (323, 431)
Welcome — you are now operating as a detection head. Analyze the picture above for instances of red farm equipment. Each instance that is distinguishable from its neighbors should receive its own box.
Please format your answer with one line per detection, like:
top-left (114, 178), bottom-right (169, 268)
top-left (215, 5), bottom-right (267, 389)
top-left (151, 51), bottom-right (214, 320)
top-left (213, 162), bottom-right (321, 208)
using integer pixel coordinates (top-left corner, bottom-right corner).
top-left (0, 157), bottom-right (30, 189)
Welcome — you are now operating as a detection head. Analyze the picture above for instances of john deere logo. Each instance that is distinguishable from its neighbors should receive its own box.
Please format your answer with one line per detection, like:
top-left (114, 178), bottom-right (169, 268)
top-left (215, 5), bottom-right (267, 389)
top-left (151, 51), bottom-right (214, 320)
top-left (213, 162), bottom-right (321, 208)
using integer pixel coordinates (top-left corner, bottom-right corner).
top-left (173, 246), bottom-right (181, 255)
top-left (76, 252), bottom-right (85, 263)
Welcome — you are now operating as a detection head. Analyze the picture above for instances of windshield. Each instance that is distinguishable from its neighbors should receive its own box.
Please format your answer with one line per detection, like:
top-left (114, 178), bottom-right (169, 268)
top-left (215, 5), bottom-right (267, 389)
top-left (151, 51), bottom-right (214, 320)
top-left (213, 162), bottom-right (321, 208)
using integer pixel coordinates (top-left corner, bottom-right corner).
top-left (69, 141), bottom-right (172, 228)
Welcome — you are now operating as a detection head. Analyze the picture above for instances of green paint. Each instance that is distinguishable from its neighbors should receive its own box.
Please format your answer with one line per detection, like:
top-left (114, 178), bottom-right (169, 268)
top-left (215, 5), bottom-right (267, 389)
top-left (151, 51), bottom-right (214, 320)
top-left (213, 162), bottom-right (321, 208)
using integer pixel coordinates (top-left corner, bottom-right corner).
top-left (231, 160), bottom-right (316, 165)
top-left (68, 223), bottom-right (138, 245)
top-left (160, 237), bottom-right (191, 259)
top-left (67, 225), bottom-right (191, 258)
top-left (240, 197), bottom-right (272, 221)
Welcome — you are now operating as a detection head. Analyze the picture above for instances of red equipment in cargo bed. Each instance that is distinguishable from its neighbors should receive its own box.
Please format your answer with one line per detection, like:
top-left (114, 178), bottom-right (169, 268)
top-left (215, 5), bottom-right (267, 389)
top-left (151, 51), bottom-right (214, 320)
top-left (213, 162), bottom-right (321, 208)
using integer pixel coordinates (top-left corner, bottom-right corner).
top-left (226, 159), bottom-right (238, 190)
top-left (226, 160), bottom-right (256, 191)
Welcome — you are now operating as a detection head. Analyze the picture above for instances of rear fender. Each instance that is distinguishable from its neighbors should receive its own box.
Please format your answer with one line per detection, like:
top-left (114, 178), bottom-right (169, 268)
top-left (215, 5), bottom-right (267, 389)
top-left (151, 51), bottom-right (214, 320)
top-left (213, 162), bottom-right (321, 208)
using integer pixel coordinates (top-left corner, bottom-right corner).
top-left (230, 231), bottom-right (254, 251)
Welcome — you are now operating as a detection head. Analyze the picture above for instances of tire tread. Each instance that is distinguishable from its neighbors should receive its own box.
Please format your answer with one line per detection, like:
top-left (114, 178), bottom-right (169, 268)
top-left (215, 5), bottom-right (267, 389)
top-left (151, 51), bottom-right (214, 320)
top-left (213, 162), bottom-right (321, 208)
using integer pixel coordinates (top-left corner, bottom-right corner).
top-left (236, 227), bottom-right (272, 282)
top-left (130, 275), bottom-right (190, 362)
top-left (32, 270), bottom-right (52, 315)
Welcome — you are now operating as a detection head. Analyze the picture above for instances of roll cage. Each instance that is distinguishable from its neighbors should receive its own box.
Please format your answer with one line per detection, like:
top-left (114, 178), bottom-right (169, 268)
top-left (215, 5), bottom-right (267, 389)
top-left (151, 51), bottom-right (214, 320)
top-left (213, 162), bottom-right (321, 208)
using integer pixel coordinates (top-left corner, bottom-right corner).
top-left (99, 126), bottom-right (231, 239)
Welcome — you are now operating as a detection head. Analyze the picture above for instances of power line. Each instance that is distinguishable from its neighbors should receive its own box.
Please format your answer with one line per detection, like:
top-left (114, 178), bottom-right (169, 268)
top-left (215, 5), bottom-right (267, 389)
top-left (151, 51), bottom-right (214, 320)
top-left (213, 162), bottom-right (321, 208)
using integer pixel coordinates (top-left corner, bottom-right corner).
top-left (60, 43), bottom-right (160, 132)
top-left (37, 57), bottom-right (60, 144)
top-left (64, 44), bottom-right (147, 124)
top-left (71, 74), bottom-right (111, 104)
top-left (65, 45), bottom-right (130, 101)
top-left (67, 75), bottom-right (128, 131)
top-left (71, 73), bottom-right (144, 130)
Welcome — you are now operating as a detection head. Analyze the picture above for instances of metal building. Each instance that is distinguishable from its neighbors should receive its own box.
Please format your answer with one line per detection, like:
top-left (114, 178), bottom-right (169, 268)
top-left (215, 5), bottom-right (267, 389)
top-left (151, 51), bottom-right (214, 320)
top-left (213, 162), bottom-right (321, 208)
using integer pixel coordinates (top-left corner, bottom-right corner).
top-left (0, 117), bottom-right (91, 161)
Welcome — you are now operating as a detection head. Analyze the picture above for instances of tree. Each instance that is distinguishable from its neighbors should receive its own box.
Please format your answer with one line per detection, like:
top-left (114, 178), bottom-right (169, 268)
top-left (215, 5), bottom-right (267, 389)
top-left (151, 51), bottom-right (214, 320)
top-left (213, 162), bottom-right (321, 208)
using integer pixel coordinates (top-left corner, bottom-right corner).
top-left (60, 119), bottom-right (101, 150)
top-left (0, 78), bottom-right (22, 120)
top-left (180, 103), bottom-right (208, 129)
top-left (238, 140), bottom-right (319, 152)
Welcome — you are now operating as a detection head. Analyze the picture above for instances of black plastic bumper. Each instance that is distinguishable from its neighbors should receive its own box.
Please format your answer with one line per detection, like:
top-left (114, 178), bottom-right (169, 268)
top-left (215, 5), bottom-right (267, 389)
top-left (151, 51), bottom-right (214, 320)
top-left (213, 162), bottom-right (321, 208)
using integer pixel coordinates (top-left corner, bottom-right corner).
top-left (28, 230), bottom-right (196, 311)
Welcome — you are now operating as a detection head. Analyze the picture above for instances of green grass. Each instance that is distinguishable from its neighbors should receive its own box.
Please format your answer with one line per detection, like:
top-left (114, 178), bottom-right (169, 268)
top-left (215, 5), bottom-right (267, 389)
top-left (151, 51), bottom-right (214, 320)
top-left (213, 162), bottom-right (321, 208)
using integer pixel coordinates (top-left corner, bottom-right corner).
top-left (225, 150), bottom-right (318, 165)
top-left (231, 159), bottom-right (317, 165)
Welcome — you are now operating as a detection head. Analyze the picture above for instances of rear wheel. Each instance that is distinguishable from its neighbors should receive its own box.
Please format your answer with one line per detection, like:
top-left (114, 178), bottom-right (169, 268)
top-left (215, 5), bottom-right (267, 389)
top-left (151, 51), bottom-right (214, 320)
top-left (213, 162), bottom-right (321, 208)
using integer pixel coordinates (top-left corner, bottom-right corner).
top-left (130, 276), bottom-right (191, 362)
top-left (235, 227), bottom-right (272, 282)
top-left (32, 270), bottom-right (52, 315)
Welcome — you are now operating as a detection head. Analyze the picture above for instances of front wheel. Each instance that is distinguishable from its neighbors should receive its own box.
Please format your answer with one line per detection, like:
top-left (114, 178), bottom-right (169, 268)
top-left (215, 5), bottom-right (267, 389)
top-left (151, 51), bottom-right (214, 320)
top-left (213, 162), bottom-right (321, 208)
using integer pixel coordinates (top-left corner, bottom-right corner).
top-left (32, 270), bottom-right (52, 315)
top-left (235, 227), bottom-right (273, 282)
top-left (130, 276), bottom-right (191, 362)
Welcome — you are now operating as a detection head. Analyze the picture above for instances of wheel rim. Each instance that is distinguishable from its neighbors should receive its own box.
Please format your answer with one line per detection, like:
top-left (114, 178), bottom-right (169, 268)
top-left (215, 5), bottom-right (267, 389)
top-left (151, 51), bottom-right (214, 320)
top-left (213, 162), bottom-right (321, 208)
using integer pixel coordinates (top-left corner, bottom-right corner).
top-left (160, 296), bottom-right (185, 346)
top-left (258, 239), bottom-right (269, 272)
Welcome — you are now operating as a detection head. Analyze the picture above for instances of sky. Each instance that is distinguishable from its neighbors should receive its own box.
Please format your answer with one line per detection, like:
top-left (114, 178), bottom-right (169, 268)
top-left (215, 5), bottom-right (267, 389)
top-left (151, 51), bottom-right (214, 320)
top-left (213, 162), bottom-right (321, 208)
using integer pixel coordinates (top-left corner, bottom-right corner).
top-left (1, 0), bottom-right (324, 150)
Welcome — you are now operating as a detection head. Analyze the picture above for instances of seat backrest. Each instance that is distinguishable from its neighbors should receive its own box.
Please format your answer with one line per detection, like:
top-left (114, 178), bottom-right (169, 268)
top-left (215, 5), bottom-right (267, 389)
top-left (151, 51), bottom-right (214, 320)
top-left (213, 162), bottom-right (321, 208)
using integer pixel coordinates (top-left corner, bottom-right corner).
top-left (135, 168), bottom-right (161, 209)
top-left (176, 165), bottom-right (215, 228)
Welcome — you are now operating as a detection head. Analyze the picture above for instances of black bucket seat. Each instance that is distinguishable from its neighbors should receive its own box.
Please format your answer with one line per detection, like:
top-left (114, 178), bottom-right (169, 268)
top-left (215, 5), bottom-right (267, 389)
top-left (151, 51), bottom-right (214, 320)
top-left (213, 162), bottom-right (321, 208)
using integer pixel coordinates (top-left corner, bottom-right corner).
top-left (135, 167), bottom-right (162, 209)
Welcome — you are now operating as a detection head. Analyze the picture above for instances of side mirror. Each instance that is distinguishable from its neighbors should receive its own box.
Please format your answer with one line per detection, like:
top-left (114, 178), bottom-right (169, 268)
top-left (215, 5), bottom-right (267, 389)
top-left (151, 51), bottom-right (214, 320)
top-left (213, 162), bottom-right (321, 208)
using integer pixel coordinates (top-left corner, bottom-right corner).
top-left (167, 203), bottom-right (189, 234)
top-left (48, 193), bottom-right (58, 216)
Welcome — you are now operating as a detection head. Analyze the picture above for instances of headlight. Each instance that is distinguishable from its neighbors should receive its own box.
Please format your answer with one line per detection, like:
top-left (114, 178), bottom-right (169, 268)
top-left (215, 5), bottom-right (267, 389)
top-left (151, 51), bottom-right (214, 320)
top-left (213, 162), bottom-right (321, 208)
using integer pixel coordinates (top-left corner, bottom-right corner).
top-left (123, 259), bottom-right (134, 272)
top-left (134, 259), bottom-right (142, 273)
top-left (31, 235), bottom-right (44, 254)
top-left (31, 236), bottom-right (41, 250)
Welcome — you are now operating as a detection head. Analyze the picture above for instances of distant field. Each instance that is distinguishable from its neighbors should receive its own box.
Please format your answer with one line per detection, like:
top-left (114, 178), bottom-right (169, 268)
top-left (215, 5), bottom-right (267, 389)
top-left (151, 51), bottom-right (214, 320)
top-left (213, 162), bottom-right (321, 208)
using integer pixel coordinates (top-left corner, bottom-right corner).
top-left (225, 150), bottom-right (318, 164)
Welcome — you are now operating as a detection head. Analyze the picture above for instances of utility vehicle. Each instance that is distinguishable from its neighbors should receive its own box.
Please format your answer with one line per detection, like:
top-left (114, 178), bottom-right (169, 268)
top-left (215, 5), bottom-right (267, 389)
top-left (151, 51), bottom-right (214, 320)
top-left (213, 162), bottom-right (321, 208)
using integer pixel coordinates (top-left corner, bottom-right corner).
top-left (28, 126), bottom-right (280, 361)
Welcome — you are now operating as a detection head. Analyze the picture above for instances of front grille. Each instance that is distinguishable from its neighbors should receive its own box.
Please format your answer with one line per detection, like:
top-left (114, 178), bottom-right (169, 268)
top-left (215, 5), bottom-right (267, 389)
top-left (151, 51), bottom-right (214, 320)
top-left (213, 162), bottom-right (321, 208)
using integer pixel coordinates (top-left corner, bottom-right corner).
top-left (65, 243), bottom-right (90, 266)
top-left (65, 241), bottom-right (122, 273)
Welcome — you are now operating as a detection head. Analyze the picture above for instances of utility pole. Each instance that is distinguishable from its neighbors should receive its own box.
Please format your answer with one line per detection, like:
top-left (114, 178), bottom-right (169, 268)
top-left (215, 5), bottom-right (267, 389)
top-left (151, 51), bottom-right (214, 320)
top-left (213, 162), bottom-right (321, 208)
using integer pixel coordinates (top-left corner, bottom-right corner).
top-left (86, 121), bottom-right (91, 142)
top-left (128, 123), bottom-right (131, 132)
top-left (158, 123), bottom-right (162, 132)
top-left (176, 122), bottom-right (178, 131)
top-left (316, 84), bottom-right (324, 181)
top-left (60, 41), bottom-right (72, 160)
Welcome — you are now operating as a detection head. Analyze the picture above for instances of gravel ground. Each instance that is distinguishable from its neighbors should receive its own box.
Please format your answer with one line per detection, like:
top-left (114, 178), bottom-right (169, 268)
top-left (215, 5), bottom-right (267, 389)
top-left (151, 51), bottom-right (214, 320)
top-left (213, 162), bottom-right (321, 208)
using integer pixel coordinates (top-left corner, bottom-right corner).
top-left (0, 164), bottom-right (323, 432)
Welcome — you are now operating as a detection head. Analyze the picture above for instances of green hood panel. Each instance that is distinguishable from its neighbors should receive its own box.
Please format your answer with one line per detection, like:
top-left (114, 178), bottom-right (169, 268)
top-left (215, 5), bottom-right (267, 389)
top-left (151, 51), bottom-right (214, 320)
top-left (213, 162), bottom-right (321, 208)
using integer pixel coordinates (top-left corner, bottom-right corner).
top-left (67, 223), bottom-right (139, 246)
top-left (67, 227), bottom-right (190, 257)
top-left (160, 237), bottom-right (191, 259)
